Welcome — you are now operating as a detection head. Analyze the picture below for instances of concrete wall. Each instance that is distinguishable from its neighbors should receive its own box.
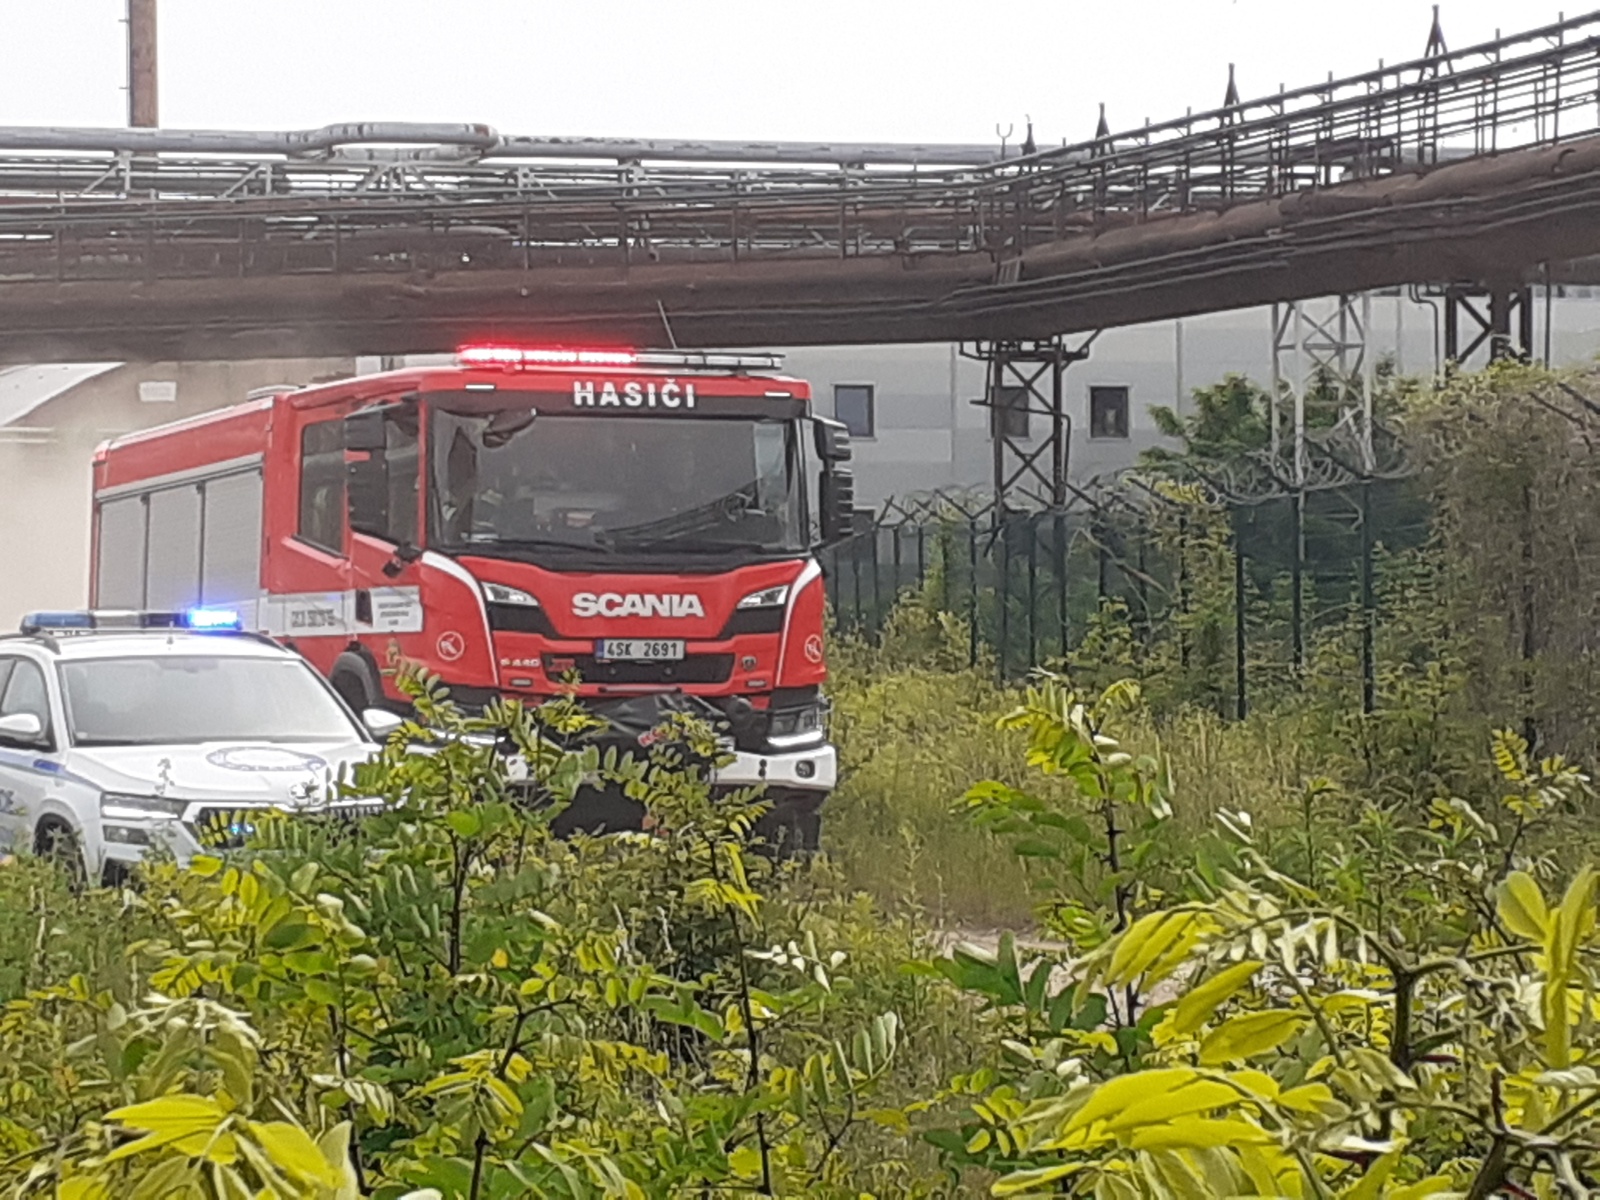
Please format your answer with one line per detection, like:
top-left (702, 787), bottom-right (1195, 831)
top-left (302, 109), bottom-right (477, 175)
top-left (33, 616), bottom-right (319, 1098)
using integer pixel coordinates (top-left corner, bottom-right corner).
top-left (0, 358), bottom-right (352, 630)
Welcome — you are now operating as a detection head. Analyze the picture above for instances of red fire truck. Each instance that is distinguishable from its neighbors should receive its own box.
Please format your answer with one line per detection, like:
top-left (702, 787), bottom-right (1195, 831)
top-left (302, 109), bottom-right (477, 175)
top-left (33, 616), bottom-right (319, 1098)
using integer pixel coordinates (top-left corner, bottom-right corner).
top-left (89, 346), bottom-right (854, 845)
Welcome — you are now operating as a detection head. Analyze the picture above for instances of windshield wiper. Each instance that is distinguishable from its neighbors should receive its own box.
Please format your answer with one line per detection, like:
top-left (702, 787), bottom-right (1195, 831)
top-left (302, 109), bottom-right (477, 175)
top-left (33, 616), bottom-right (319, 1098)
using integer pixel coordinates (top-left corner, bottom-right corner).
top-left (459, 536), bottom-right (611, 554)
top-left (609, 537), bottom-right (785, 554)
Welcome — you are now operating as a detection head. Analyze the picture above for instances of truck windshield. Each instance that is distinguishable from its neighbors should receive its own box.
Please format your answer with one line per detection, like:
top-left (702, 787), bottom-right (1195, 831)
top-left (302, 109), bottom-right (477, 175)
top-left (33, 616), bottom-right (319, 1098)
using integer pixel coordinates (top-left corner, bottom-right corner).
top-left (430, 411), bottom-right (805, 554)
top-left (61, 656), bottom-right (361, 747)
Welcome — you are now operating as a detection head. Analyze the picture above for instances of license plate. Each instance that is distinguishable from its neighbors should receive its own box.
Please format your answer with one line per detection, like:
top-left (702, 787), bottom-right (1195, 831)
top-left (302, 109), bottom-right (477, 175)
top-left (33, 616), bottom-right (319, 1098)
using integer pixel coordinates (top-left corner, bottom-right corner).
top-left (597, 639), bottom-right (685, 661)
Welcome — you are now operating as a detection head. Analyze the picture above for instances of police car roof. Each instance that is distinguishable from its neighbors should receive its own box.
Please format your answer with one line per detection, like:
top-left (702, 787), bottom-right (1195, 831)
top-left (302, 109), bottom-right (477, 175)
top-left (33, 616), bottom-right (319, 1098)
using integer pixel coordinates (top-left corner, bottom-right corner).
top-left (8, 630), bottom-right (291, 661)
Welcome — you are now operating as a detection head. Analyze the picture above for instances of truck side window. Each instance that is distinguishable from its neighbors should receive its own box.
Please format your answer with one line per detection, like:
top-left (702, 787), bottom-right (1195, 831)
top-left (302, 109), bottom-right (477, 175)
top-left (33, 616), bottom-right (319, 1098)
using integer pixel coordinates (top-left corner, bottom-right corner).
top-left (385, 409), bottom-right (420, 548)
top-left (299, 421), bottom-right (345, 553)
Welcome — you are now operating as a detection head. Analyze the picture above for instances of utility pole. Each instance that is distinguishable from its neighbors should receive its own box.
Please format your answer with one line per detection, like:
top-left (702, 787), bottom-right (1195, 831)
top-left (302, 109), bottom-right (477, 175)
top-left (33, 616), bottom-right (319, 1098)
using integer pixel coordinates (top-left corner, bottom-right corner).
top-left (127, 0), bottom-right (158, 127)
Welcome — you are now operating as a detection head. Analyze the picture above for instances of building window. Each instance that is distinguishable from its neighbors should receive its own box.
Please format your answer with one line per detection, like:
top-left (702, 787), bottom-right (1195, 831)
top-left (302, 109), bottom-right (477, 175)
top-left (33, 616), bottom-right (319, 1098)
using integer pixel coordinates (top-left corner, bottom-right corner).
top-left (833, 384), bottom-right (875, 439)
top-left (299, 420), bottom-right (346, 553)
top-left (992, 386), bottom-right (1030, 440)
top-left (1090, 386), bottom-right (1130, 439)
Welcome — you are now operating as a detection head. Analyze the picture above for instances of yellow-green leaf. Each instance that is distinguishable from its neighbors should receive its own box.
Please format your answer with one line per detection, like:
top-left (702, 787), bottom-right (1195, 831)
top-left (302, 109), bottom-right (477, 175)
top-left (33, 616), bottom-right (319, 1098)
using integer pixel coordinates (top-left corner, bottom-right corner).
top-left (1125, 1116), bottom-right (1272, 1150)
top-left (1496, 872), bottom-right (1549, 942)
top-left (1171, 960), bottom-right (1263, 1036)
top-left (1102, 1079), bottom-right (1242, 1135)
top-left (729, 1145), bottom-right (764, 1179)
top-left (250, 1121), bottom-right (340, 1187)
top-left (1389, 1177), bottom-right (1453, 1200)
top-left (57, 1180), bottom-right (111, 1200)
top-left (1551, 866), bottom-right (1597, 977)
top-left (106, 1094), bottom-right (228, 1138)
top-left (1341, 1148), bottom-right (1399, 1200)
top-left (1059, 1069), bottom-right (1200, 1141)
top-left (1105, 912), bottom-right (1197, 987)
top-left (1278, 1082), bottom-right (1337, 1114)
top-left (1198, 1010), bottom-right (1305, 1066)
top-left (103, 1094), bottom-right (237, 1165)
top-left (992, 1163), bottom-right (1084, 1195)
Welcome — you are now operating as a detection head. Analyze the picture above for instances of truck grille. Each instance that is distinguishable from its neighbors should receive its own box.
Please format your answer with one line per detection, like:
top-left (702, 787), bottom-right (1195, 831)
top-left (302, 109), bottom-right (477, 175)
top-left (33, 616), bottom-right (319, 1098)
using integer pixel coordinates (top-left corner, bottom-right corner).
top-left (571, 654), bottom-right (733, 685)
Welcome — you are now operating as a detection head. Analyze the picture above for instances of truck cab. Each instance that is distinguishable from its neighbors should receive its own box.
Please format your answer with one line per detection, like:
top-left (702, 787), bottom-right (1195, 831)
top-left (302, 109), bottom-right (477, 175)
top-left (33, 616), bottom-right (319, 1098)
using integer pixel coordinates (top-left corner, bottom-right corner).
top-left (91, 345), bottom-right (854, 846)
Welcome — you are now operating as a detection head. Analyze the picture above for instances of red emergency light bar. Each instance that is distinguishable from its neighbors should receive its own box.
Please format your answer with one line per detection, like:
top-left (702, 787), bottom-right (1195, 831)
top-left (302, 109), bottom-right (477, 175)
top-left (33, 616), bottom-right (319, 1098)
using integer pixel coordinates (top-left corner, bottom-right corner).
top-left (458, 344), bottom-right (636, 367)
top-left (456, 343), bottom-right (784, 373)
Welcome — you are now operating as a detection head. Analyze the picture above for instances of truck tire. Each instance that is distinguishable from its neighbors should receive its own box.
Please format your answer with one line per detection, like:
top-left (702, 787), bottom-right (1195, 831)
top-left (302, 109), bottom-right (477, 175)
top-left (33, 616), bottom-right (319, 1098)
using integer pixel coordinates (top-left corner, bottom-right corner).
top-left (754, 794), bottom-right (823, 860)
top-left (330, 650), bottom-right (380, 716)
top-left (796, 809), bottom-right (822, 854)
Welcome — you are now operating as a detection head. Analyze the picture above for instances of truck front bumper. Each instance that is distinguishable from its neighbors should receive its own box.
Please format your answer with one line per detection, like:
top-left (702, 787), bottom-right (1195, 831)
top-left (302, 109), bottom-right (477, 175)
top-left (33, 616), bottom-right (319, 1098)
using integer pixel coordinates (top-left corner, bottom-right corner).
top-left (713, 742), bottom-right (836, 793)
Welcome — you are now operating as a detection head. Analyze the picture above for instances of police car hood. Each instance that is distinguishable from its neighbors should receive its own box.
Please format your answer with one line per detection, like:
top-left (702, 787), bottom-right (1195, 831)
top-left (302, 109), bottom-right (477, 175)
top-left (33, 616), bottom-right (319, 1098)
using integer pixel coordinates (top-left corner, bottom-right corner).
top-left (69, 740), bottom-right (376, 805)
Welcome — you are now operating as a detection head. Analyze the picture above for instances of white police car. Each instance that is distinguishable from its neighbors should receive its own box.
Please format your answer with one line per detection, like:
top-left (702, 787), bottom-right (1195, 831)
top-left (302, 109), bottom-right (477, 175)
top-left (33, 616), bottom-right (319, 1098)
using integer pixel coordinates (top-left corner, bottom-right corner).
top-left (0, 609), bottom-right (398, 884)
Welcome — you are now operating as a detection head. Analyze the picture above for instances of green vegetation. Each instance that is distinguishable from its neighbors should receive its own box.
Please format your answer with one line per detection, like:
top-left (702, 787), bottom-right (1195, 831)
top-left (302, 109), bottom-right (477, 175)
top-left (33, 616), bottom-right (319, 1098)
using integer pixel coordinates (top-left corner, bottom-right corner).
top-left (7, 362), bottom-right (1600, 1196)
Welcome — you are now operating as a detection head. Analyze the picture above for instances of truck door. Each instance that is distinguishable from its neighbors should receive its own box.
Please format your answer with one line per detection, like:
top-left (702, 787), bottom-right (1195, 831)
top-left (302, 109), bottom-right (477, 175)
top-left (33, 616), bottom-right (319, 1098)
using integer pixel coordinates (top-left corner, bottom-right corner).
top-left (342, 403), bottom-right (426, 705)
top-left (273, 417), bottom-right (355, 680)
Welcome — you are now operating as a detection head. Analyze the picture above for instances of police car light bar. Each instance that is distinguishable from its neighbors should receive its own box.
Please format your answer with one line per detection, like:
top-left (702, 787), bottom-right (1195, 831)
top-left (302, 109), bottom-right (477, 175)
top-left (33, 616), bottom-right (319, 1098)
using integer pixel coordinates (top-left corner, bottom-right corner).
top-left (186, 607), bottom-right (244, 630)
top-left (456, 343), bottom-right (783, 373)
top-left (20, 608), bottom-right (243, 635)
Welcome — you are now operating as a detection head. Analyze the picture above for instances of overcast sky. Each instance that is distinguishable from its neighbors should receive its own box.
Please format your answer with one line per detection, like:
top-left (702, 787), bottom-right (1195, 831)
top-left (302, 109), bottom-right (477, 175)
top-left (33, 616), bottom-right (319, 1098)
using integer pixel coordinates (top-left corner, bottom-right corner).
top-left (0, 1), bottom-right (1578, 146)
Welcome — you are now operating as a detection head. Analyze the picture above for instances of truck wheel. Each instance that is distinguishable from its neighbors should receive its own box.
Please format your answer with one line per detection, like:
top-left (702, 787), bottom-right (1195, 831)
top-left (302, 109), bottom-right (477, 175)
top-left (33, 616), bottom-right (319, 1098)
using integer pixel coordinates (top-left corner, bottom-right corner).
top-left (35, 818), bottom-right (86, 888)
top-left (330, 652), bottom-right (377, 714)
top-left (797, 809), bottom-right (822, 854)
top-left (754, 799), bottom-right (822, 861)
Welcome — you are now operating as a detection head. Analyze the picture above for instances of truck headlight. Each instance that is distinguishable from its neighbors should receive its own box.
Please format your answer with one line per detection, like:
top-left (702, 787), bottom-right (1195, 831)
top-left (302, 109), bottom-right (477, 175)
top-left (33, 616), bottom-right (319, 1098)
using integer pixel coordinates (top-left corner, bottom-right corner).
top-left (482, 582), bottom-right (540, 607)
top-left (100, 793), bottom-right (188, 820)
top-left (766, 700), bottom-right (828, 750)
top-left (737, 584), bottom-right (789, 609)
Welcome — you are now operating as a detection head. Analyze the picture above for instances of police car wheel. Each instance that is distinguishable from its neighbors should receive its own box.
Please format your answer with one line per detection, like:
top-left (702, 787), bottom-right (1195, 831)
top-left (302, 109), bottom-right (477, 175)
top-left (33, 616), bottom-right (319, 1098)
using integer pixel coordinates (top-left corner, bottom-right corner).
top-left (35, 819), bottom-right (85, 887)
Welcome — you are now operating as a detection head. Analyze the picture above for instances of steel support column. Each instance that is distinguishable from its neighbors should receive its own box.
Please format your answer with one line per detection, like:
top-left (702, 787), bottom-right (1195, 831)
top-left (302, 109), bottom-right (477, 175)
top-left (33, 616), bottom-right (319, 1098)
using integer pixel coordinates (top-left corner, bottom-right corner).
top-left (1271, 295), bottom-right (1376, 473)
top-left (1441, 284), bottom-right (1534, 366)
top-left (1271, 295), bottom-right (1375, 674)
top-left (966, 337), bottom-right (1093, 510)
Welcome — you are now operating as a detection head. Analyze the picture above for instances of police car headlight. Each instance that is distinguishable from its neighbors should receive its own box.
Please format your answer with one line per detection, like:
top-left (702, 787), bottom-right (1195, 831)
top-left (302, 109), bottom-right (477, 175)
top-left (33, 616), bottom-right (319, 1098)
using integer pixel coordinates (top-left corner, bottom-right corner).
top-left (737, 584), bottom-right (790, 609)
top-left (482, 582), bottom-right (540, 607)
top-left (100, 793), bottom-right (187, 820)
top-left (766, 701), bottom-right (828, 750)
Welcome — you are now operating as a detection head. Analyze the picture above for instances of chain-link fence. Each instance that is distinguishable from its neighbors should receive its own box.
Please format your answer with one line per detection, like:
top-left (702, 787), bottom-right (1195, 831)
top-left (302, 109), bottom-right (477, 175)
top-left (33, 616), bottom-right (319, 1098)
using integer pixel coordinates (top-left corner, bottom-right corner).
top-left (821, 412), bottom-right (1428, 716)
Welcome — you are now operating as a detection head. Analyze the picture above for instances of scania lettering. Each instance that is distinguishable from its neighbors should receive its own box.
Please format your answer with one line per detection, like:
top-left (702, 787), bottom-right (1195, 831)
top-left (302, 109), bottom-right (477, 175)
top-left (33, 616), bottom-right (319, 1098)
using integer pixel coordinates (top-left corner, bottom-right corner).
top-left (88, 345), bottom-right (854, 848)
top-left (572, 593), bottom-right (706, 619)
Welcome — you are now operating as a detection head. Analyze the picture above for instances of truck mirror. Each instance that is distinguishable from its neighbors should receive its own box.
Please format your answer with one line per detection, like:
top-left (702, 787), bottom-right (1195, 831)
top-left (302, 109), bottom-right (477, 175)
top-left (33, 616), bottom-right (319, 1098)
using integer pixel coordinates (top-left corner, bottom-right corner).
top-left (344, 406), bottom-right (388, 451)
top-left (344, 408), bottom-right (391, 539)
top-left (820, 464), bottom-right (855, 544)
top-left (813, 417), bottom-right (852, 463)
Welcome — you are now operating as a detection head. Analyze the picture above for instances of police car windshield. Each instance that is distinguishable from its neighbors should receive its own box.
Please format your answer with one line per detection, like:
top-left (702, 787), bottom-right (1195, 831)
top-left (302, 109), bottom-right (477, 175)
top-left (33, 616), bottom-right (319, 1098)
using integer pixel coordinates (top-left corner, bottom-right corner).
top-left (61, 655), bottom-right (360, 747)
top-left (430, 412), bottom-right (805, 554)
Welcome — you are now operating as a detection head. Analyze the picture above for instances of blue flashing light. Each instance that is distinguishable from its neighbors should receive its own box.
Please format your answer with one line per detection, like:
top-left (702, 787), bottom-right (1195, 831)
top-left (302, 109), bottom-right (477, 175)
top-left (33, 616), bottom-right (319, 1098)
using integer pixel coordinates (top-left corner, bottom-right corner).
top-left (20, 611), bottom-right (94, 632)
top-left (19, 608), bottom-right (245, 635)
top-left (184, 607), bottom-right (243, 631)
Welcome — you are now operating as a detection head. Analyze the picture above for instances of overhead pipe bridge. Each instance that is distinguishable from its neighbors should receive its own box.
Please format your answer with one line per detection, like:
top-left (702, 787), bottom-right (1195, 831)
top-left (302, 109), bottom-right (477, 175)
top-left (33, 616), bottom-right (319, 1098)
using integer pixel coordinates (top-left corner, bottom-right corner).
top-left (2, 11), bottom-right (1600, 361)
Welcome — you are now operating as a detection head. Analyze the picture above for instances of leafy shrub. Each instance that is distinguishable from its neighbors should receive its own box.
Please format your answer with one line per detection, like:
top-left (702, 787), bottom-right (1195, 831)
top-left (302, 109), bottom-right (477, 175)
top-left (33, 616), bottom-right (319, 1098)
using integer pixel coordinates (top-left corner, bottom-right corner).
top-left (0, 673), bottom-right (956, 1198)
top-left (925, 675), bottom-right (1600, 1198)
